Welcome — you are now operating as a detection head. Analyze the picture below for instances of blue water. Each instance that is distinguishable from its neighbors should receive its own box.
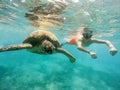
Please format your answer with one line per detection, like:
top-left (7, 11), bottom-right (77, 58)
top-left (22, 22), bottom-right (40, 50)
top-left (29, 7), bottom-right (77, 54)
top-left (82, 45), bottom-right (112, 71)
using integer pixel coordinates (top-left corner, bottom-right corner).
top-left (0, 0), bottom-right (120, 90)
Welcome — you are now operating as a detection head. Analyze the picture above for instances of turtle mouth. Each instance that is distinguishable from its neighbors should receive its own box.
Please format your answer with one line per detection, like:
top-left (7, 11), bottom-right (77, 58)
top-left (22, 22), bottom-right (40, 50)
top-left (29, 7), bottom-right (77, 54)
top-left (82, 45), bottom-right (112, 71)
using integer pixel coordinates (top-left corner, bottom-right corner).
top-left (41, 40), bottom-right (55, 54)
top-left (43, 46), bottom-right (53, 54)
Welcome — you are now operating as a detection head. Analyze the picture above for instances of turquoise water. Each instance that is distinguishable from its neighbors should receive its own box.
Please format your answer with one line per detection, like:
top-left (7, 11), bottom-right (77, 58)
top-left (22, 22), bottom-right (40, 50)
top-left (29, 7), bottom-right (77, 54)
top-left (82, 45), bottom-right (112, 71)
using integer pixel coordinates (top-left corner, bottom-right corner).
top-left (0, 0), bottom-right (120, 90)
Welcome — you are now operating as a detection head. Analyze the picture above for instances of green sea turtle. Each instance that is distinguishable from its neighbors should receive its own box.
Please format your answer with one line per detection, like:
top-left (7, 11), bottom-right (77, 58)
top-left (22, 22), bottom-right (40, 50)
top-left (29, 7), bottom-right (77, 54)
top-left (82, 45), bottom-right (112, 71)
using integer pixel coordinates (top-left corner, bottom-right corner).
top-left (0, 30), bottom-right (75, 63)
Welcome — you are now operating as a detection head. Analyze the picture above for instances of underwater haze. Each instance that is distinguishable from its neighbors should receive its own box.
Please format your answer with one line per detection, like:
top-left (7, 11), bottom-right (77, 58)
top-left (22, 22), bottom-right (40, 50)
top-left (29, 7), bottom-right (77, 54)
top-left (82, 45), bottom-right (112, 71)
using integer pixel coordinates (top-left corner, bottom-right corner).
top-left (0, 0), bottom-right (120, 90)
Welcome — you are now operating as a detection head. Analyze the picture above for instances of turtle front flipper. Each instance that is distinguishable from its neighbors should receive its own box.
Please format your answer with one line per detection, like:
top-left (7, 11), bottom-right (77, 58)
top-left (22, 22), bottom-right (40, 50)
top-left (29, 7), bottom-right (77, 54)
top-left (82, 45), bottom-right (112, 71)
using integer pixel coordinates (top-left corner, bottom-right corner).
top-left (0, 43), bottom-right (32, 52)
top-left (56, 48), bottom-right (76, 63)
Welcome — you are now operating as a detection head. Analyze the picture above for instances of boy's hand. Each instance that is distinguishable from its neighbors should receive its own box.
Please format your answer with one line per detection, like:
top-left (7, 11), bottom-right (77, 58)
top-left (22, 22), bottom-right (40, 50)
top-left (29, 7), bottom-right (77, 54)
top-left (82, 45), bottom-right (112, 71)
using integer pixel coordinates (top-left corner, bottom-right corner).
top-left (89, 51), bottom-right (97, 59)
top-left (110, 48), bottom-right (117, 56)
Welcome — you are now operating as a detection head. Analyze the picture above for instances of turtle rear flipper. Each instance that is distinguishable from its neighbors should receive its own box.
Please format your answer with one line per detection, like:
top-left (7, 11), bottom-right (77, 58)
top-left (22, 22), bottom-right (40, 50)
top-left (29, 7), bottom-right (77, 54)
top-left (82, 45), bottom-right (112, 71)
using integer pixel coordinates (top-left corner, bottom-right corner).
top-left (0, 43), bottom-right (32, 52)
top-left (56, 48), bottom-right (76, 63)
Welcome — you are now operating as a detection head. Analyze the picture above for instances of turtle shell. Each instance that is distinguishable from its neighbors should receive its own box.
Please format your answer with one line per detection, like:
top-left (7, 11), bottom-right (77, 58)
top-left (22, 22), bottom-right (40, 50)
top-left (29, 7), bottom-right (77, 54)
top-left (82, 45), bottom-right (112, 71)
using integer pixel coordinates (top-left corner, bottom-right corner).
top-left (23, 30), bottom-right (60, 48)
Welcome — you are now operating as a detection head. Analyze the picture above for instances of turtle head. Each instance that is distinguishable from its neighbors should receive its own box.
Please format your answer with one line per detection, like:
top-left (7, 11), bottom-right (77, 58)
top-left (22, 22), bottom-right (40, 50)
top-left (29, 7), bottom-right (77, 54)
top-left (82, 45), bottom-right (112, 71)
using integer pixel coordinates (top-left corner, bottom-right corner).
top-left (41, 40), bottom-right (55, 54)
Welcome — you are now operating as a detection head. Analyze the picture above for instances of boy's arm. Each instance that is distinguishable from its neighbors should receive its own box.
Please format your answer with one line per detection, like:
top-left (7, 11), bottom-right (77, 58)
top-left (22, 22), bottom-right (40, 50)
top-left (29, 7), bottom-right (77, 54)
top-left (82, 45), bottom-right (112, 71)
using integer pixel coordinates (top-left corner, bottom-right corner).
top-left (92, 38), bottom-right (115, 49)
top-left (76, 40), bottom-right (97, 59)
top-left (92, 38), bottom-right (117, 55)
top-left (76, 41), bottom-right (90, 53)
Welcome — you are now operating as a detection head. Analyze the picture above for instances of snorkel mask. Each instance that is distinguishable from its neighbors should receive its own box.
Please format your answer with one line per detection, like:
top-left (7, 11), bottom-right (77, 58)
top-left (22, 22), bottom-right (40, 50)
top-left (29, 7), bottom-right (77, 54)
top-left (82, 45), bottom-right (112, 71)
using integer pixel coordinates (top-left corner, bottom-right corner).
top-left (82, 30), bottom-right (93, 39)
